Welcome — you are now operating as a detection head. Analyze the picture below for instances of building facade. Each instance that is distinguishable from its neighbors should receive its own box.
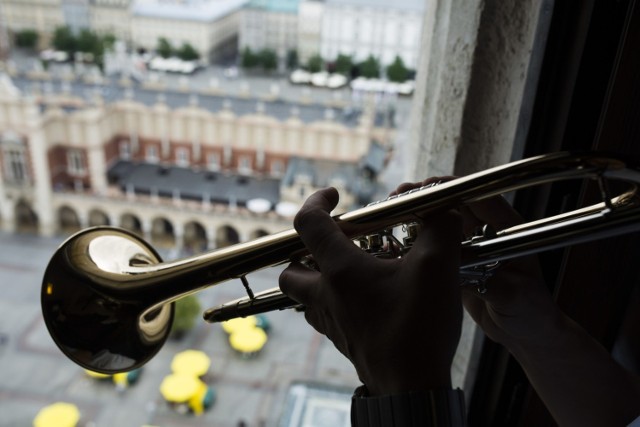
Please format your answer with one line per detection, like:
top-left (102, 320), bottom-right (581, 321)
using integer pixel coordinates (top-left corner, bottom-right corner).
top-left (131, 0), bottom-right (246, 63)
top-left (316, 0), bottom-right (425, 70)
top-left (61, 0), bottom-right (90, 34)
top-left (0, 75), bottom-right (390, 249)
top-left (296, 0), bottom-right (323, 64)
top-left (0, 0), bottom-right (64, 47)
top-left (239, 0), bottom-right (299, 67)
top-left (89, 0), bottom-right (132, 43)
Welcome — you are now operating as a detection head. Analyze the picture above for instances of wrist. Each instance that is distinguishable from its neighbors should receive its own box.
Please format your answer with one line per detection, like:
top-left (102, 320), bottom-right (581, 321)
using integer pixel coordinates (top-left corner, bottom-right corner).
top-left (365, 376), bottom-right (452, 396)
top-left (352, 386), bottom-right (466, 426)
top-left (360, 362), bottom-right (452, 396)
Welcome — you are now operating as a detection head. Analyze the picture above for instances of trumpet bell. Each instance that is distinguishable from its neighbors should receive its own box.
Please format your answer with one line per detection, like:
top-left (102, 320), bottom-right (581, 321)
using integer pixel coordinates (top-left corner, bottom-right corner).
top-left (41, 227), bottom-right (174, 374)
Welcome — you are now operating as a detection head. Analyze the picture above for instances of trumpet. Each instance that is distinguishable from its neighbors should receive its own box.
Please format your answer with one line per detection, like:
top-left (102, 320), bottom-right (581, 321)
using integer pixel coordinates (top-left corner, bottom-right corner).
top-left (41, 151), bottom-right (640, 374)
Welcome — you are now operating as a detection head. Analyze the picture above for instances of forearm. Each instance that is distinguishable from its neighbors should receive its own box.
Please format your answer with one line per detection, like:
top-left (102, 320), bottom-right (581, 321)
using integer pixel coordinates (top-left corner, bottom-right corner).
top-left (507, 308), bottom-right (640, 427)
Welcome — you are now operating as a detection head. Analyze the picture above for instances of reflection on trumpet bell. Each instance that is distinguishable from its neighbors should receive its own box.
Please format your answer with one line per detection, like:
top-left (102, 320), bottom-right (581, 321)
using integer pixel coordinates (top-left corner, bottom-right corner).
top-left (40, 151), bottom-right (640, 374)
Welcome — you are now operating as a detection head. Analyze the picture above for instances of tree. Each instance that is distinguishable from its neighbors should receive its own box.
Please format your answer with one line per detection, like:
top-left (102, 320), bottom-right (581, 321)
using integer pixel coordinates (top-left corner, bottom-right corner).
top-left (14, 29), bottom-right (39, 49)
top-left (52, 26), bottom-right (76, 53)
top-left (334, 54), bottom-right (353, 75)
top-left (240, 46), bottom-right (259, 69)
top-left (170, 294), bottom-right (202, 339)
top-left (76, 29), bottom-right (100, 53)
top-left (386, 55), bottom-right (409, 82)
top-left (156, 37), bottom-right (173, 58)
top-left (359, 54), bottom-right (381, 78)
top-left (307, 54), bottom-right (324, 73)
top-left (102, 33), bottom-right (116, 50)
top-left (286, 49), bottom-right (298, 70)
top-left (259, 48), bottom-right (277, 71)
top-left (177, 42), bottom-right (200, 61)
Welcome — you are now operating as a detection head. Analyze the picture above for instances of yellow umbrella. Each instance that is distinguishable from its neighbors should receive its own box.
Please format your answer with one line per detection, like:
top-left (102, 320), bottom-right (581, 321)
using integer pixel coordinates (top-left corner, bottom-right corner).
top-left (160, 373), bottom-right (200, 403)
top-left (171, 350), bottom-right (211, 377)
top-left (112, 372), bottom-right (129, 387)
top-left (33, 402), bottom-right (80, 427)
top-left (84, 369), bottom-right (110, 379)
top-left (222, 316), bottom-right (257, 334)
top-left (229, 327), bottom-right (268, 354)
top-left (188, 381), bottom-right (209, 415)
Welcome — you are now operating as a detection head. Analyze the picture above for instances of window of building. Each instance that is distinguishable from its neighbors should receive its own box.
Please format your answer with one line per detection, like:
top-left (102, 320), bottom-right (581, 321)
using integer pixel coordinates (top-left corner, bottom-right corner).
top-left (119, 141), bottom-right (131, 160)
top-left (207, 152), bottom-right (221, 171)
top-left (146, 145), bottom-right (159, 163)
top-left (3, 146), bottom-right (29, 184)
top-left (238, 155), bottom-right (252, 174)
top-left (1, 132), bottom-right (29, 184)
top-left (67, 149), bottom-right (86, 176)
top-left (176, 147), bottom-right (190, 167)
top-left (270, 159), bottom-right (284, 176)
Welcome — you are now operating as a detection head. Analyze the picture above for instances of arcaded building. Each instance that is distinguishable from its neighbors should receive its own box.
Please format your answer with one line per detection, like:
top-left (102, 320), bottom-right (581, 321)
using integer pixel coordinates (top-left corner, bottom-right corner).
top-left (0, 74), bottom-right (391, 252)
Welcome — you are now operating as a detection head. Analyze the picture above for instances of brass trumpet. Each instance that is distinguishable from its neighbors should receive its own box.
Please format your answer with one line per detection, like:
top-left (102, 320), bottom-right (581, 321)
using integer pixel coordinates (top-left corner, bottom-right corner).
top-left (41, 151), bottom-right (640, 374)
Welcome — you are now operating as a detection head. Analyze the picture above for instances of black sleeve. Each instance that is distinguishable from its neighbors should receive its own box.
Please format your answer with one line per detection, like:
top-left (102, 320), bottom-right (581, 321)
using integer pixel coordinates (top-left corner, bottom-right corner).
top-left (351, 386), bottom-right (466, 427)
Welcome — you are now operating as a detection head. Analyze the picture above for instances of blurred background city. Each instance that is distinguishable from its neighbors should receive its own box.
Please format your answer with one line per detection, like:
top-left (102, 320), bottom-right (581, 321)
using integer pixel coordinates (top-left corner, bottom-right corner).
top-left (0, 0), bottom-right (429, 425)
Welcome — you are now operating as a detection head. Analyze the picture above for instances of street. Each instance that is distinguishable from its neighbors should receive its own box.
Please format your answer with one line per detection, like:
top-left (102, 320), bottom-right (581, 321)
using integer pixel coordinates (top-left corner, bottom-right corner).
top-left (5, 49), bottom-right (413, 116)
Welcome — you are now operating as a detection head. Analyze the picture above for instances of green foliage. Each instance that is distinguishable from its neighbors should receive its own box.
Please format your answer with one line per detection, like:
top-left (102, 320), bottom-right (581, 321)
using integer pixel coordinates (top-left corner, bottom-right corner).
top-left (156, 37), bottom-right (173, 58)
top-left (76, 29), bottom-right (100, 53)
top-left (171, 294), bottom-right (202, 337)
top-left (286, 49), bottom-right (298, 70)
top-left (259, 48), bottom-right (277, 71)
top-left (52, 26), bottom-right (76, 53)
top-left (14, 29), bottom-right (39, 49)
top-left (334, 54), bottom-right (353, 75)
top-left (48, 27), bottom-right (113, 69)
top-left (102, 33), bottom-right (116, 50)
top-left (177, 42), bottom-right (200, 61)
top-left (386, 55), bottom-right (409, 82)
top-left (240, 47), bottom-right (280, 72)
top-left (359, 55), bottom-right (380, 79)
top-left (240, 46), bottom-right (259, 69)
top-left (307, 54), bottom-right (324, 73)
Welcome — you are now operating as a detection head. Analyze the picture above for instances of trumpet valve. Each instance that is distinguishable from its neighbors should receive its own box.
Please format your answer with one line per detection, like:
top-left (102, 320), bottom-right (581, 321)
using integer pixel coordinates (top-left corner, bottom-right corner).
top-left (402, 223), bottom-right (420, 249)
top-left (363, 233), bottom-right (384, 254)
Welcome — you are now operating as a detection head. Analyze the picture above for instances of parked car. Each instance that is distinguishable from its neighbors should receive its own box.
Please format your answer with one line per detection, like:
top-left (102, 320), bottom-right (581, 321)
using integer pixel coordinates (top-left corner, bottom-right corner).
top-left (310, 71), bottom-right (329, 87)
top-left (40, 49), bottom-right (69, 63)
top-left (149, 56), bottom-right (198, 74)
top-left (289, 69), bottom-right (311, 84)
top-left (326, 73), bottom-right (348, 89)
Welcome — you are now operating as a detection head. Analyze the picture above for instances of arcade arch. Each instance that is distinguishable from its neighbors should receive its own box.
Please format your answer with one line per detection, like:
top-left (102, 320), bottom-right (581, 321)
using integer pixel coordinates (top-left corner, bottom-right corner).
top-left (150, 217), bottom-right (175, 248)
top-left (15, 199), bottom-right (38, 234)
top-left (120, 213), bottom-right (143, 236)
top-left (58, 206), bottom-right (81, 234)
top-left (88, 209), bottom-right (110, 227)
top-left (249, 229), bottom-right (269, 240)
top-left (184, 221), bottom-right (207, 252)
top-left (216, 224), bottom-right (240, 248)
